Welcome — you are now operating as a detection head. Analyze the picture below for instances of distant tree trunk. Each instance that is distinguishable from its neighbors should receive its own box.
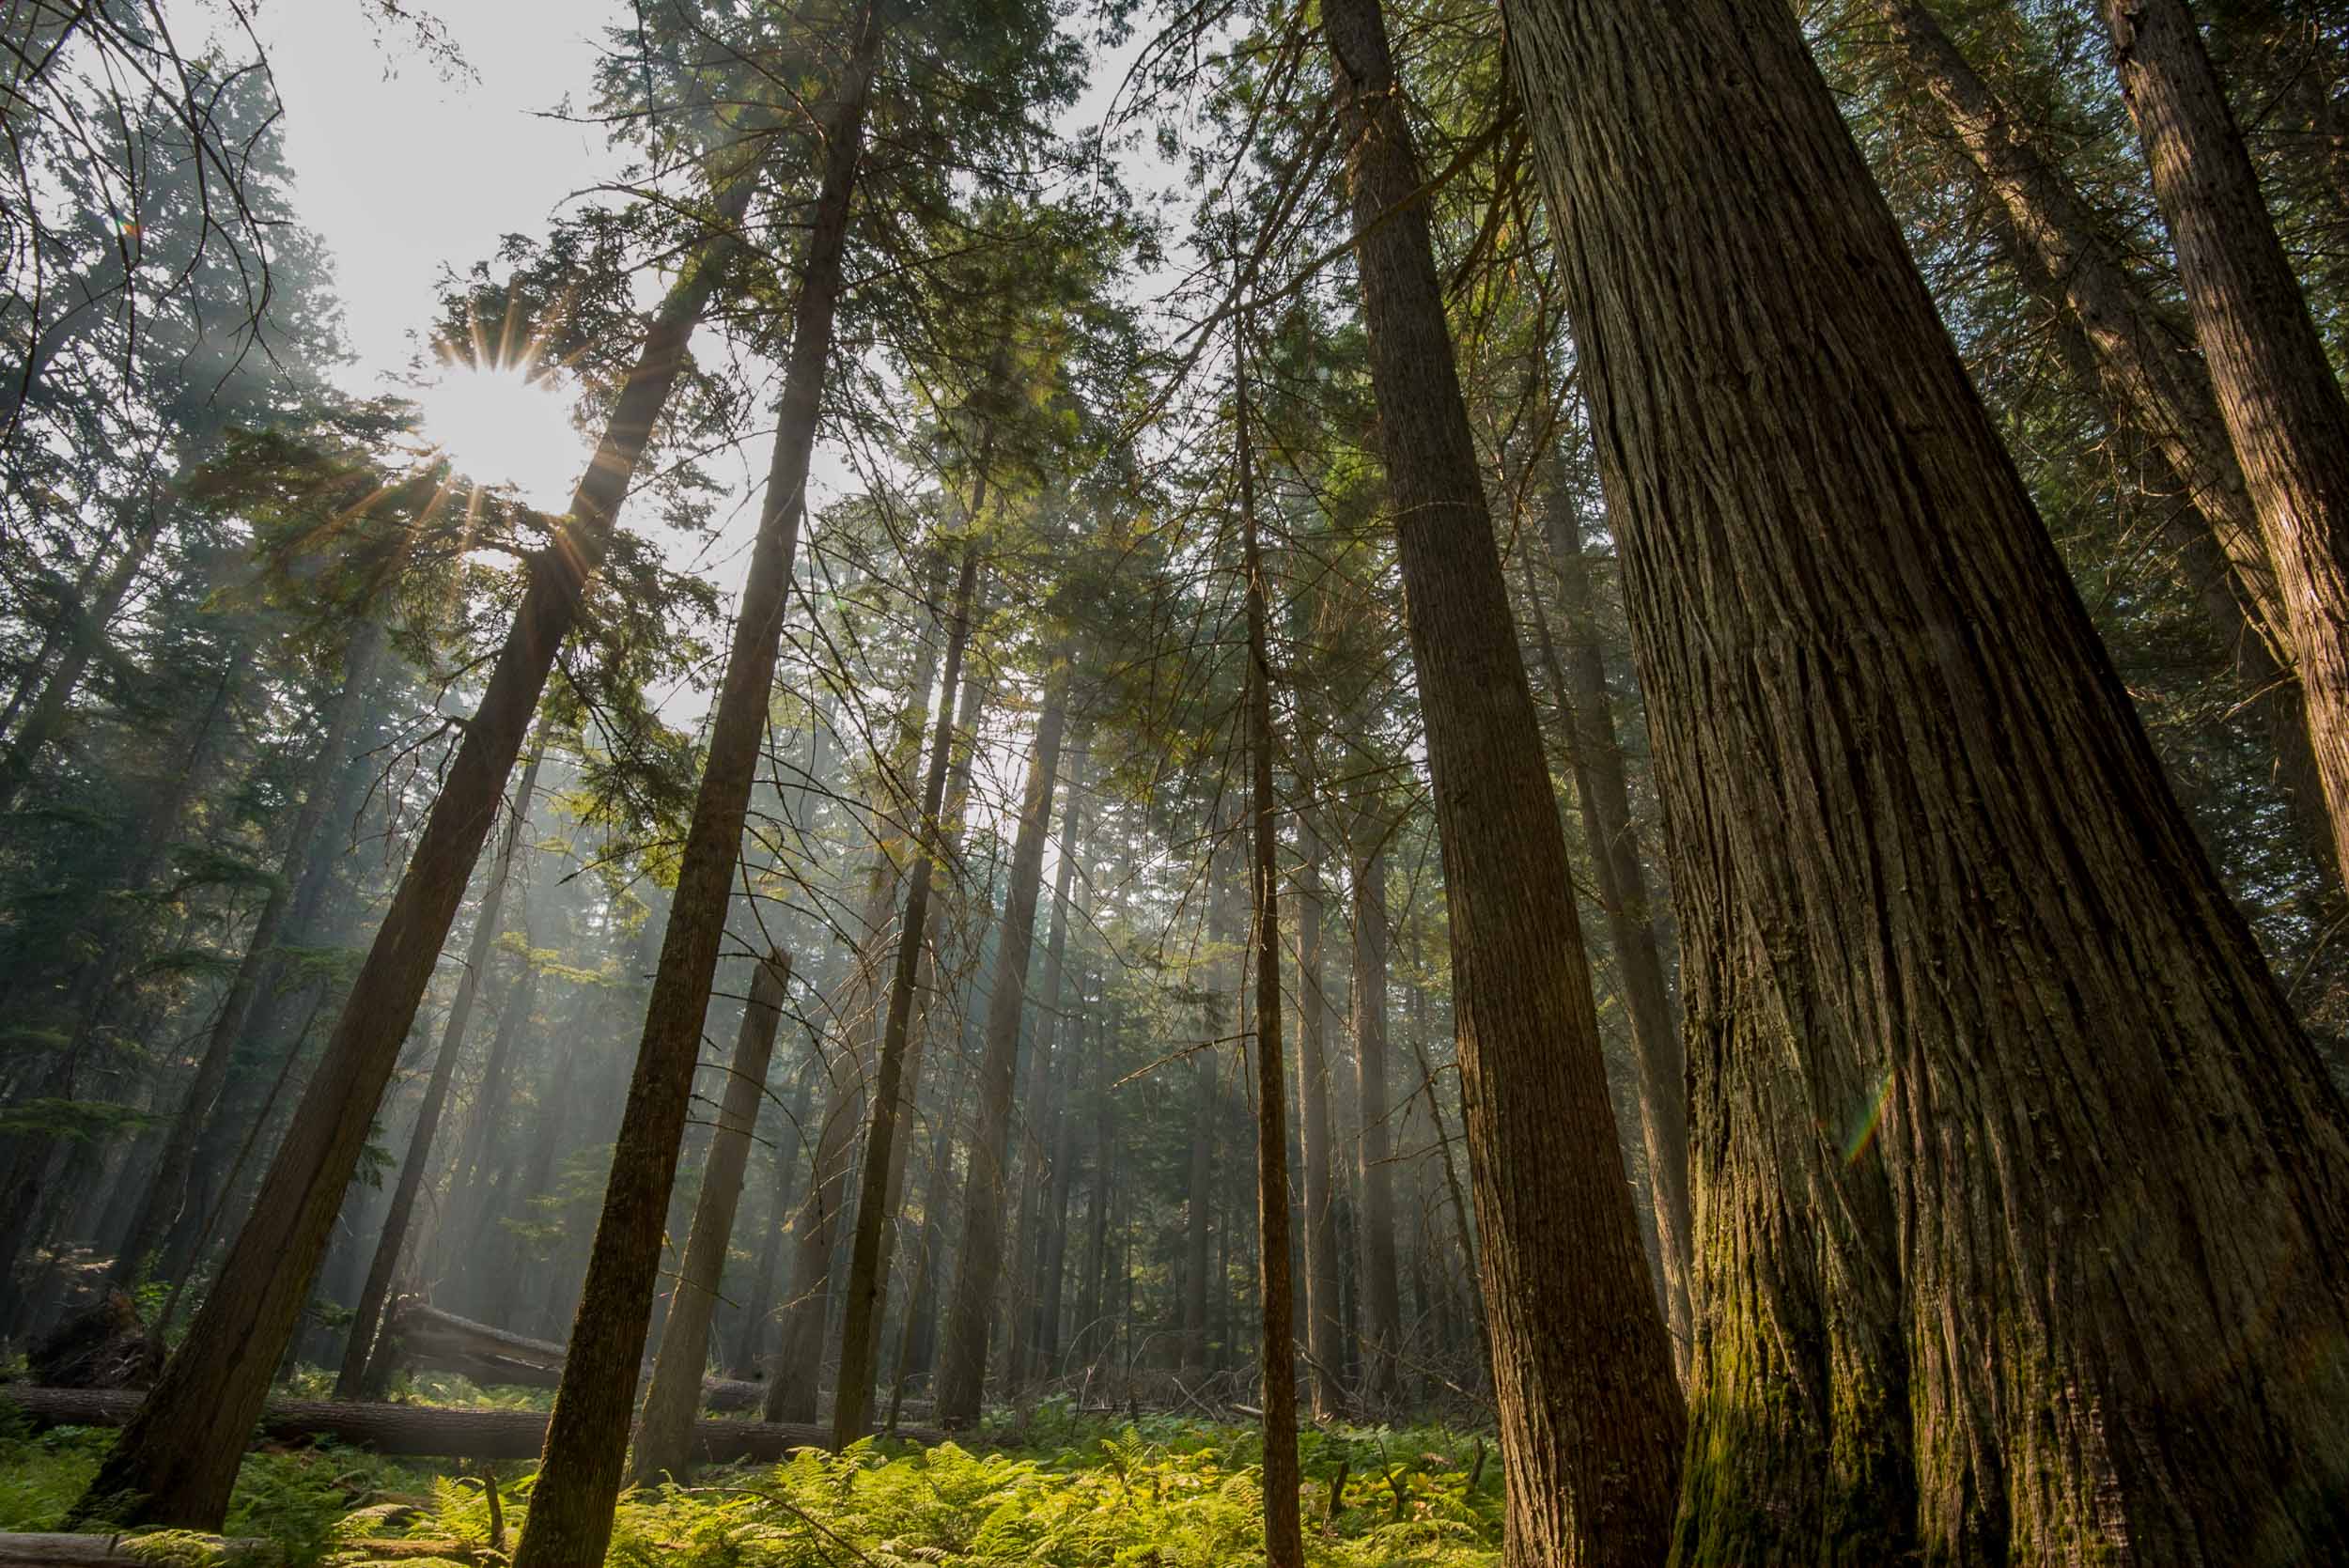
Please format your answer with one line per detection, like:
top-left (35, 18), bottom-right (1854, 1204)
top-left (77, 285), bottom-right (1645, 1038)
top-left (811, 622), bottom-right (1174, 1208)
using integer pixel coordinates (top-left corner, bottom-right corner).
top-left (518, 30), bottom-right (877, 1554)
top-left (1865, 0), bottom-right (2337, 880)
top-left (729, 1058), bottom-right (809, 1381)
top-left (1346, 826), bottom-right (1401, 1405)
top-left (1292, 813), bottom-right (1345, 1419)
top-left (630, 950), bottom-right (791, 1484)
top-left (109, 621), bottom-right (388, 1286)
top-left (1236, 334), bottom-right (1303, 1568)
top-left (1029, 769), bottom-right (1088, 1381)
top-left (1321, 0), bottom-right (1687, 1558)
top-left (933, 663), bottom-right (1072, 1427)
top-left (1516, 476), bottom-right (1694, 1377)
top-left (338, 737), bottom-right (544, 1397)
top-left (69, 151), bottom-right (770, 1534)
top-left (831, 534), bottom-right (982, 1446)
top-left (2103, 0), bottom-right (2349, 900)
top-left (1505, 0), bottom-right (2349, 1556)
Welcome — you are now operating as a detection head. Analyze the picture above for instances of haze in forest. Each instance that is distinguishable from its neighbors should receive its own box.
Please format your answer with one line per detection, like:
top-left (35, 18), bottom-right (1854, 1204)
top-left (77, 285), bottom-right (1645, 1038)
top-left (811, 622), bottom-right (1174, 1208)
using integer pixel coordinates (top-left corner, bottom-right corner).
top-left (6, 1), bottom-right (2349, 1566)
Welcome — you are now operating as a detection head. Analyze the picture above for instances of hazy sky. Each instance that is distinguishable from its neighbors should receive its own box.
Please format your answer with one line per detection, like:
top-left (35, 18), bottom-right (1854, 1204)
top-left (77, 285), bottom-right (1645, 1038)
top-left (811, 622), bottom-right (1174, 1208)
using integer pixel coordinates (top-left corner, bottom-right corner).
top-left (259, 0), bottom-right (634, 389)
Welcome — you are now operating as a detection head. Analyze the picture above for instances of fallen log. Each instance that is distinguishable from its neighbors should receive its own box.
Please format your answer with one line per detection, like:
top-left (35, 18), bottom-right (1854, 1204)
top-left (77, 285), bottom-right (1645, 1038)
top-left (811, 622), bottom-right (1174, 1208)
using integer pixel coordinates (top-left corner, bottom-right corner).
top-left (385, 1303), bottom-right (766, 1412)
top-left (0, 1533), bottom-right (278, 1565)
top-left (0, 1387), bottom-right (944, 1463)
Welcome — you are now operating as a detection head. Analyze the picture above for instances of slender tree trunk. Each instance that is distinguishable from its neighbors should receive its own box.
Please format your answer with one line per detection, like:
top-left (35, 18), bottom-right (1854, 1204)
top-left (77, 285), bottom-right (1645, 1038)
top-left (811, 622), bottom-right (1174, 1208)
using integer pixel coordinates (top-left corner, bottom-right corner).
top-left (1321, 0), bottom-right (1686, 1557)
top-left (1292, 813), bottom-right (1345, 1419)
top-left (1504, 0), bottom-right (2349, 1557)
top-left (110, 621), bottom-right (387, 1286)
top-left (729, 1056), bottom-right (810, 1380)
top-left (1516, 477), bottom-right (1694, 1377)
top-left (337, 738), bottom-right (545, 1396)
top-left (2103, 0), bottom-right (2349, 901)
top-left (70, 149), bottom-right (770, 1534)
top-left (1346, 826), bottom-right (1402, 1405)
top-left (517, 34), bottom-right (878, 1556)
top-left (1236, 334), bottom-right (1303, 1568)
top-left (933, 663), bottom-right (1072, 1427)
top-left (630, 950), bottom-right (792, 1483)
top-left (832, 536), bottom-right (982, 1444)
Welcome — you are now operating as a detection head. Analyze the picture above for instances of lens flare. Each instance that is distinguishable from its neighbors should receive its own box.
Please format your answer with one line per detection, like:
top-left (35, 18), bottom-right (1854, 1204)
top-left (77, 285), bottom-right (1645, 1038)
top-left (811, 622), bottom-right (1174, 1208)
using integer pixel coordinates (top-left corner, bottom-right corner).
top-left (415, 365), bottom-right (584, 513)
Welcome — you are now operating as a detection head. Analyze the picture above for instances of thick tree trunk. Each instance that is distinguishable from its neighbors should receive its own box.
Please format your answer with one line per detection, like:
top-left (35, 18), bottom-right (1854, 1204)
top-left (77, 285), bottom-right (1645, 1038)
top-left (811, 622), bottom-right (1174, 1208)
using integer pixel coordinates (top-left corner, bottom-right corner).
top-left (69, 151), bottom-right (770, 1534)
top-left (1321, 0), bottom-right (1687, 1559)
top-left (630, 950), bottom-right (792, 1483)
top-left (2103, 0), bottom-right (2349, 901)
top-left (831, 536), bottom-right (982, 1445)
top-left (933, 665), bottom-right (1072, 1426)
top-left (1236, 339), bottom-right (1303, 1568)
top-left (516, 31), bottom-right (876, 1558)
top-left (338, 738), bottom-right (544, 1397)
top-left (1346, 828), bottom-right (1402, 1405)
top-left (1504, 0), bottom-right (2349, 1558)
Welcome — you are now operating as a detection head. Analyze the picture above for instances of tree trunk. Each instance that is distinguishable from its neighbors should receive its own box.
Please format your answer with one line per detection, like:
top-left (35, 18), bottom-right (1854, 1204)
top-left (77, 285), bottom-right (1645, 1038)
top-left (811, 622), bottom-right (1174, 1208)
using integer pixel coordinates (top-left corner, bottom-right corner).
top-left (1504, 0), bottom-right (2349, 1557)
top-left (831, 535), bottom-right (982, 1446)
top-left (729, 1059), bottom-right (810, 1380)
top-left (933, 663), bottom-right (1072, 1427)
top-left (1866, 0), bottom-right (2338, 882)
top-left (516, 30), bottom-right (877, 1556)
top-left (1322, 0), bottom-right (1688, 1558)
top-left (1236, 333), bottom-right (1303, 1568)
top-left (338, 738), bottom-right (544, 1397)
top-left (1292, 813), bottom-right (1345, 1419)
top-left (1346, 827), bottom-right (1402, 1405)
top-left (2103, 0), bottom-right (2349, 901)
top-left (69, 150), bottom-right (770, 1534)
top-left (630, 949), bottom-right (792, 1483)
top-left (1519, 477), bottom-right (1695, 1377)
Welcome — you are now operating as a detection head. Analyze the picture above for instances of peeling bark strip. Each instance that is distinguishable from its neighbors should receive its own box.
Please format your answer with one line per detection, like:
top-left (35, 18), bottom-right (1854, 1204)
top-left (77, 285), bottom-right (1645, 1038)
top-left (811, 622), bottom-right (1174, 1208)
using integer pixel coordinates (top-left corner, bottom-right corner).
top-left (1321, 0), bottom-right (1687, 1560)
top-left (1502, 0), bottom-right (2349, 1560)
top-left (69, 146), bottom-right (773, 1536)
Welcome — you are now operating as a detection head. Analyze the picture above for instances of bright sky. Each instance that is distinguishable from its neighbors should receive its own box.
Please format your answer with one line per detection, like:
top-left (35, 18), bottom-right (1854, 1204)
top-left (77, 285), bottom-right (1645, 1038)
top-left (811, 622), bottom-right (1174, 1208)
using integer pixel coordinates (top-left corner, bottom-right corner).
top-left (259, 0), bottom-right (634, 389)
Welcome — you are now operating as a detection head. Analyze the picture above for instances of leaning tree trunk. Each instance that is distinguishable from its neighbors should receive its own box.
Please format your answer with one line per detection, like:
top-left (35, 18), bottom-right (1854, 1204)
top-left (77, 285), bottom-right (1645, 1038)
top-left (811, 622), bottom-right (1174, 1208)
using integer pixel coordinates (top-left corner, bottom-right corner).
top-left (337, 737), bottom-right (545, 1397)
top-left (729, 1057), bottom-right (809, 1381)
top-left (2103, 0), bottom-right (2349, 901)
top-left (1235, 333), bottom-right (1303, 1568)
top-left (932, 663), bottom-right (1072, 1427)
top-left (630, 950), bottom-right (792, 1484)
top-left (516, 27), bottom-right (878, 1559)
top-left (1321, 0), bottom-right (1688, 1560)
top-left (1503, 0), bottom-right (2349, 1559)
top-left (68, 147), bottom-right (771, 1535)
top-left (1864, 0), bottom-right (2336, 881)
top-left (831, 536), bottom-right (982, 1446)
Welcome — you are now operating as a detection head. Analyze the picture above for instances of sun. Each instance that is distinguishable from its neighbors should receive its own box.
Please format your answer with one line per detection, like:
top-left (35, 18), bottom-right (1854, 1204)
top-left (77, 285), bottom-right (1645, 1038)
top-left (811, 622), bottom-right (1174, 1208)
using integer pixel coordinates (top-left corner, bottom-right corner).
top-left (415, 365), bottom-right (586, 514)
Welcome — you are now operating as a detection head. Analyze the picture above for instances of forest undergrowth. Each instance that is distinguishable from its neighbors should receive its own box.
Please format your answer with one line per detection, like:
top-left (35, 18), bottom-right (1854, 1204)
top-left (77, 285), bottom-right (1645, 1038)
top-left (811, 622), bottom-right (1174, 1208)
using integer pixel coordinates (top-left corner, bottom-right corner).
top-left (0, 1386), bottom-right (1501, 1566)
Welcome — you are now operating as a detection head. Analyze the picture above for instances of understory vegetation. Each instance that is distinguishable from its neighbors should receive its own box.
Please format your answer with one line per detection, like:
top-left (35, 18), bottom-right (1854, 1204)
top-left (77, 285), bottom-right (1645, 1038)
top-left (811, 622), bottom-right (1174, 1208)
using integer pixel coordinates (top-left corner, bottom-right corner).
top-left (0, 1397), bottom-right (1501, 1567)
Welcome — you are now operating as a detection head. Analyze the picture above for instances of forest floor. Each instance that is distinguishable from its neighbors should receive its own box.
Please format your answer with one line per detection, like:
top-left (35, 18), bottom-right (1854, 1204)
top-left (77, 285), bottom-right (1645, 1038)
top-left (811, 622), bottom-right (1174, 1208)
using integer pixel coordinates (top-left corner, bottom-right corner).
top-left (0, 1374), bottom-right (1502, 1566)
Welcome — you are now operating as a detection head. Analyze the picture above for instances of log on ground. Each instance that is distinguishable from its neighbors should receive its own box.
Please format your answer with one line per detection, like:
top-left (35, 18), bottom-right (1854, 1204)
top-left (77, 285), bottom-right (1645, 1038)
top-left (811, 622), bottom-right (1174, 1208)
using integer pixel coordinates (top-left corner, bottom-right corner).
top-left (0, 1387), bottom-right (943, 1461)
top-left (0, 1534), bottom-right (278, 1565)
